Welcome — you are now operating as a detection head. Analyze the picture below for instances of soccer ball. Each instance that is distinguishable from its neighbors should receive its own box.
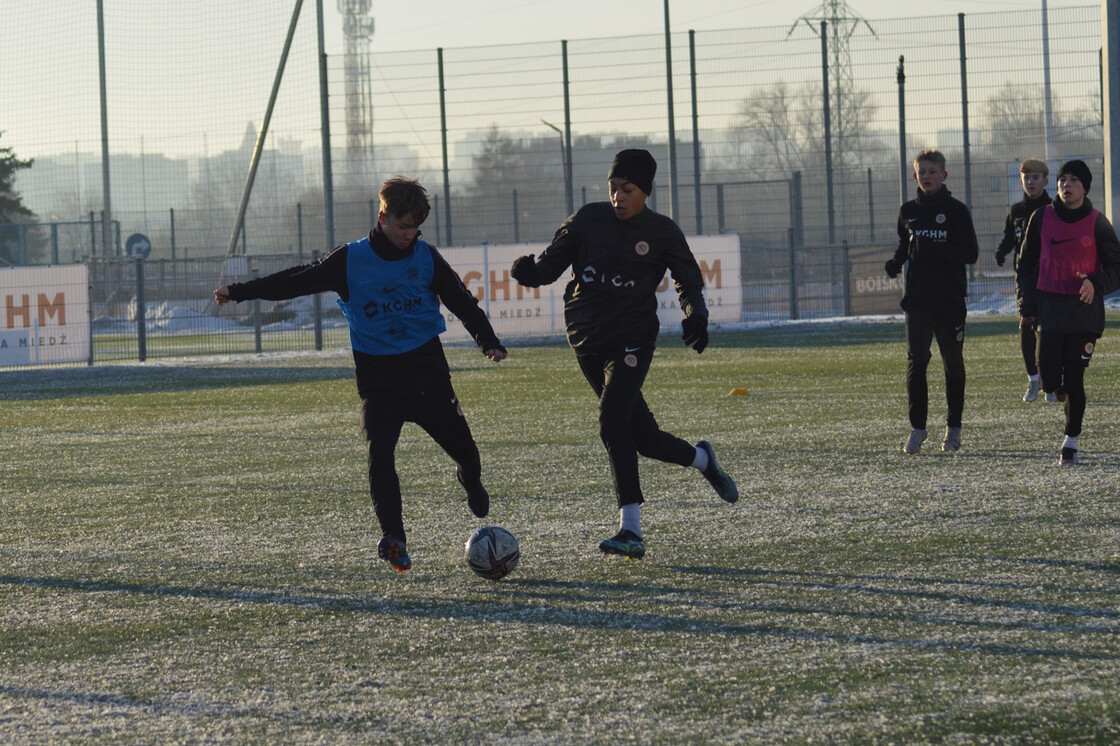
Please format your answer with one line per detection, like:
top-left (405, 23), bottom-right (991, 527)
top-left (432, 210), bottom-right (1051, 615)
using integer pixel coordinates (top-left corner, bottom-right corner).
top-left (465, 526), bottom-right (520, 580)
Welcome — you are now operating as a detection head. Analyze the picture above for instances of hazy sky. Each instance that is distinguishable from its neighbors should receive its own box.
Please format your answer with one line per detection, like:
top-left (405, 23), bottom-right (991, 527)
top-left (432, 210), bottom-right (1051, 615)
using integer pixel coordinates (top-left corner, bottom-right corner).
top-left (2, 0), bottom-right (1092, 162)
top-left (354, 0), bottom-right (1085, 50)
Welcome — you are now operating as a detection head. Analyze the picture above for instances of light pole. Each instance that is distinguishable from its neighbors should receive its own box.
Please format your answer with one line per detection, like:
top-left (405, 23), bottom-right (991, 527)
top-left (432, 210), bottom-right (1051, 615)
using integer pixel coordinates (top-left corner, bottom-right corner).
top-left (542, 119), bottom-right (574, 216)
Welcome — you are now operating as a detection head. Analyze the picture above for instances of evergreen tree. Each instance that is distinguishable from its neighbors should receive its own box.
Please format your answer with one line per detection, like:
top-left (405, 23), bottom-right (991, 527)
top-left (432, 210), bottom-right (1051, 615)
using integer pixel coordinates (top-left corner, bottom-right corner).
top-left (0, 132), bottom-right (36, 265)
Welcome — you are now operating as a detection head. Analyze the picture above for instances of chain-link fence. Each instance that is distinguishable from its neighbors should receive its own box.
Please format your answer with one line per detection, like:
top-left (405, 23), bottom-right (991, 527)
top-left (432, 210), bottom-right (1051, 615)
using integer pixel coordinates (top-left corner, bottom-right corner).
top-left (2, 4), bottom-right (1102, 365)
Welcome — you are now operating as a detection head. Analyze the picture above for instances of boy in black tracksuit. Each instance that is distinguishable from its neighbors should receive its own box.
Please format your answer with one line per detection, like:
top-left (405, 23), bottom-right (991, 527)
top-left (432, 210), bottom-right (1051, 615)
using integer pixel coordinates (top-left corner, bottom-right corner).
top-left (510, 149), bottom-right (738, 560)
top-left (885, 149), bottom-right (979, 455)
top-left (214, 177), bottom-right (507, 573)
top-left (1016, 159), bottom-right (1120, 465)
top-left (994, 158), bottom-right (1052, 402)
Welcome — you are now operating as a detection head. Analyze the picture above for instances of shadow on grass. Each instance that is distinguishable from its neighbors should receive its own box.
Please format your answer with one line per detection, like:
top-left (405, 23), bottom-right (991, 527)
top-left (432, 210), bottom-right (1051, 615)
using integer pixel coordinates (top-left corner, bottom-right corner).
top-left (4, 571), bottom-right (1118, 662)
top-left (707, 316), bottom-right (1120, 350)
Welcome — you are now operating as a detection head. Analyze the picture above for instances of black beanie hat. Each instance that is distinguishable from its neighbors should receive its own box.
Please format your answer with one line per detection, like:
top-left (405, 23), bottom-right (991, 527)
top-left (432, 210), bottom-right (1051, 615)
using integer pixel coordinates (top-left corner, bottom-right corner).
top-left (1058, 159), bottom-right (1092, 193)
top-left (608, 149), bottom-right (657, 195)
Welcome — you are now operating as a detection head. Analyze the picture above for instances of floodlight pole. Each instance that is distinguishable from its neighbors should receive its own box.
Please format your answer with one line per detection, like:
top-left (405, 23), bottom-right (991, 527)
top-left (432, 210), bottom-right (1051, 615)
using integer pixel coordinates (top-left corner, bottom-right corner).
top-left (663, 0), bottom-right (679, 221)
top-left (1103, 0), bottom-right (1120, 221)
top-left (96, 0), bottom-right (113, 257)
top-left (1042, 0), bottom-right (1055, 163)
top-left (228, 0), bottom-right (304, 256)
top-left (317, 0), bottom-right (337, 254)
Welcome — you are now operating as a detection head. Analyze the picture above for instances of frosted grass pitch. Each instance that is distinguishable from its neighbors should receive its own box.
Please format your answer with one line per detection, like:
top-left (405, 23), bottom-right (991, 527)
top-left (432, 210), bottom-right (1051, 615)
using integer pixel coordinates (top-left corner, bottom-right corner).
top-left (2, 316), bottom-right (1120, 743)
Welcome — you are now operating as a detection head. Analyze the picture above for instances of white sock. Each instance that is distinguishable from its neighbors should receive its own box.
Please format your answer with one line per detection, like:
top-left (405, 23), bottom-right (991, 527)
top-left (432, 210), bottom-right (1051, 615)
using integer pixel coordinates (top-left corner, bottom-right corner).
top-left (1063, 435), bottom-right (1079, 450)
top-left (620, 503), bottom-right (641, 537)
top-left (691, 446), bottom-right (709, 472)
top-left (1029, 374), bottom-right (1039, 382)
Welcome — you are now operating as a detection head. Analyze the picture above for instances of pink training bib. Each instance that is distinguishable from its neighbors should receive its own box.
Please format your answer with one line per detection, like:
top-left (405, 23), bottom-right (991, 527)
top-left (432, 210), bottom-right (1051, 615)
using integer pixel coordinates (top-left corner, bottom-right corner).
top-left (1037, 205), bottom-right (1100, 296)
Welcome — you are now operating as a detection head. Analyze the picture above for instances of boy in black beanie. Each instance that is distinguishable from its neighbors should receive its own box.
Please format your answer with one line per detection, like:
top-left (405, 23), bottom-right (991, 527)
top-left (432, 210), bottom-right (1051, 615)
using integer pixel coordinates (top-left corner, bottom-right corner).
top-left (994, 158), bottom-right (1052, 402)
top-left (509, 148), bottom-right (738, 560)
top-left (1016, 159), bottom-right (1120, 465)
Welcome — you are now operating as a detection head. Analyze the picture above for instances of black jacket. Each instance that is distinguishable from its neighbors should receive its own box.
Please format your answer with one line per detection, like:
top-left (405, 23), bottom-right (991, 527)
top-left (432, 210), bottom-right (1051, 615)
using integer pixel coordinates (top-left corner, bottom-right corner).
top-left (994, 190), bottom-right (1051, 267)
top-left (1016, 197), bottom-right (1120, 337)
top-left (514, 203), bottom-right (707, 353)
top-left (889, 185), bottom-right (979, 300)
top-left (225, 226), bottom-right (503, 397)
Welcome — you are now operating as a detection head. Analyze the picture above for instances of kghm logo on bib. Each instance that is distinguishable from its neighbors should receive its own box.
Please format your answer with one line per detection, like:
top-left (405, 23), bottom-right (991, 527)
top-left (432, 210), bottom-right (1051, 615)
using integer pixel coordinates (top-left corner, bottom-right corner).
top-left (634, 241), bottom-right (650, 256)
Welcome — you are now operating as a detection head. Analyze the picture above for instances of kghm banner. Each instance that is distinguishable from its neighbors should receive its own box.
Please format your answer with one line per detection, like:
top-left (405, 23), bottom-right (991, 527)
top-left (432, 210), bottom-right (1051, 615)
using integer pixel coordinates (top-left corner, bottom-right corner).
top-left (439, 235), bottom-right (742, 342)
top-left (0, 264), bottom-right (90, 367)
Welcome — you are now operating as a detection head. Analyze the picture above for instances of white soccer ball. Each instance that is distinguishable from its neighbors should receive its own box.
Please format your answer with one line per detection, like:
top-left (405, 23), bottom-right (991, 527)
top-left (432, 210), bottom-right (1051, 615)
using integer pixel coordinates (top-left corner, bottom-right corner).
top-left (465, 526), bottom-right (520, 580)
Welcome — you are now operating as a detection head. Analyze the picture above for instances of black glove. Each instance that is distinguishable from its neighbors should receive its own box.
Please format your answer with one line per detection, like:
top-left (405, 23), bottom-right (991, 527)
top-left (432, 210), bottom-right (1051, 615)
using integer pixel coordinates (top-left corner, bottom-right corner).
top-left (511, 254), bottom-right (537, 285)
top-left (884, 259), bottom-right (902, 279)
top-left (681, 315), bottom-right (709, 354)
top-left (994, 250), bottom-right (1006, 267)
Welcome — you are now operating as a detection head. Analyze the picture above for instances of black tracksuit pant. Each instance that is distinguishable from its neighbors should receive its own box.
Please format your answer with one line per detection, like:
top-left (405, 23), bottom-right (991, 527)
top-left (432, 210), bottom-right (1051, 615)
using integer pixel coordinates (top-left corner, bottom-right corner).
top-left (1020, 317), bottom-right (1039, 376)
top-left (575, 345), bottom-right (696, 507)
top-left (359, 382), bottom-right (481, 545)
top-left (1038, 331), bottom-right (1096, 438)
top-left (903, 296), bottom-right (967, 430)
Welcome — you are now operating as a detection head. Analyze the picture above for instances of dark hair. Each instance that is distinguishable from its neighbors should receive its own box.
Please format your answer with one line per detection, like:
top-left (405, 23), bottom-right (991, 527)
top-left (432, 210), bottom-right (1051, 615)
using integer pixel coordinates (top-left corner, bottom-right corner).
top-left (379, 176), bottom-right (431, 224)
top-left (913, 149), bottom-right (946, 170)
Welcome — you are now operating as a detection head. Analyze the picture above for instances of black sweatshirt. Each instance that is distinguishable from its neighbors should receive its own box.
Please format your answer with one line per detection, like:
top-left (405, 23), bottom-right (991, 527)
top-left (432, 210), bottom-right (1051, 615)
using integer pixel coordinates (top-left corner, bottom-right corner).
top-left (994, 190), bottom-right (1051, 267)
top-left (890, 185), bottom-right (979, 300)
top-left (514, 203), bottom-right (707, 353)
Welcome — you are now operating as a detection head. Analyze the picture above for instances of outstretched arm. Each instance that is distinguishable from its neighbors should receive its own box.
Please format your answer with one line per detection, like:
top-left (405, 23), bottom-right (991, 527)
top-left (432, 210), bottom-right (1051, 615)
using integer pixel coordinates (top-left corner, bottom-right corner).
top-left (212, 247), bottom-right (349, 304)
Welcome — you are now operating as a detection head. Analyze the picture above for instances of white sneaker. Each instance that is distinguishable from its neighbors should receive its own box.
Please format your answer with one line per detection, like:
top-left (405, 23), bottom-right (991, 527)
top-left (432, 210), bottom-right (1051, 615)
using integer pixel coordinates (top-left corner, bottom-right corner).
top-left (1045, 391), bottom-right (1058, 402)
top-left (942, 427), bottom-right (962, 452)
top-left (903, 428), bottom-right (927, 455)
top-left (1023, 380), bottom-right (1040, 402)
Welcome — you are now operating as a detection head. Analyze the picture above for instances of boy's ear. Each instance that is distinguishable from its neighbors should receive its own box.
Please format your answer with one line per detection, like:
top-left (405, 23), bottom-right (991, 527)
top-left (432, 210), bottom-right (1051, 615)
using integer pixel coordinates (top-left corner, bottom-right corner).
top-left (377, 210), bottom-right (387, 226)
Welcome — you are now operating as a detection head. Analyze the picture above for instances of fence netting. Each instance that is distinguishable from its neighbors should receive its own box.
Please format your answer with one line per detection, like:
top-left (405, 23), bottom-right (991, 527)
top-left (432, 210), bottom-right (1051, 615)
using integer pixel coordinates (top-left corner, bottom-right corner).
top-left (1, 4), bottom-right (1101, 365)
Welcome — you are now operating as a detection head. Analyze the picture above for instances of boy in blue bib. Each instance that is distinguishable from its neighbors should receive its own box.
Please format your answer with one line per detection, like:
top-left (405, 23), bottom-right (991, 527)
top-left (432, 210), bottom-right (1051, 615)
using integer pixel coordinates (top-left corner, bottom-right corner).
top-left (215, 177), bottom-right (507, 572)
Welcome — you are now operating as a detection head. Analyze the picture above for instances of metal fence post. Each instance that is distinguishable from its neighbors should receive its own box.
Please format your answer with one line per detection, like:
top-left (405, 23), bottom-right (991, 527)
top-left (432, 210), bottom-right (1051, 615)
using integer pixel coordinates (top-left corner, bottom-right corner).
top-left (866, 168), bottom-right (874, 243)
top-left (958, 13), bottom-right (973, 212)
top-left (819, 21), bottom-right (835, 245)
top-left (438, 47), bottom-right (453, 246)
top-left (252, 267), bottom-right (262, 354)
top-left (842, 240), bottom-right (852, 317)
top-left (561, 40), bottom-right (575, 217)
top-left (789, 228), bottom-right (799, 321)
top-left (297, 202), bottom-right (304, 263)
top-left (513, 190), bottom-right (520, 243)
top-left (689, 29), bottom-right (703, 235)
top-left (663, 0), bottom-right (679, 222)
top-left (791, 172), bottom-right (804, 249)
top-left (717, 184), bottom-right (725, 234)
top-left (87, 271), bottom-right (94, 366)
top-left (313, 250), bottom-right (323, 351)
top-left (897, 56), bottom-right (907, 206)
top-left (135, 257), bottom-right (147, 362)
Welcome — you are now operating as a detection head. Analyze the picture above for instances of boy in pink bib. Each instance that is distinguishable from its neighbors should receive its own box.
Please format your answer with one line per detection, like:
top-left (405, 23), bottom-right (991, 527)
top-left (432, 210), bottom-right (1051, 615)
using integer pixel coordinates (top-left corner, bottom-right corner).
top-left (1016, 160), bottom-right (1120, 465)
